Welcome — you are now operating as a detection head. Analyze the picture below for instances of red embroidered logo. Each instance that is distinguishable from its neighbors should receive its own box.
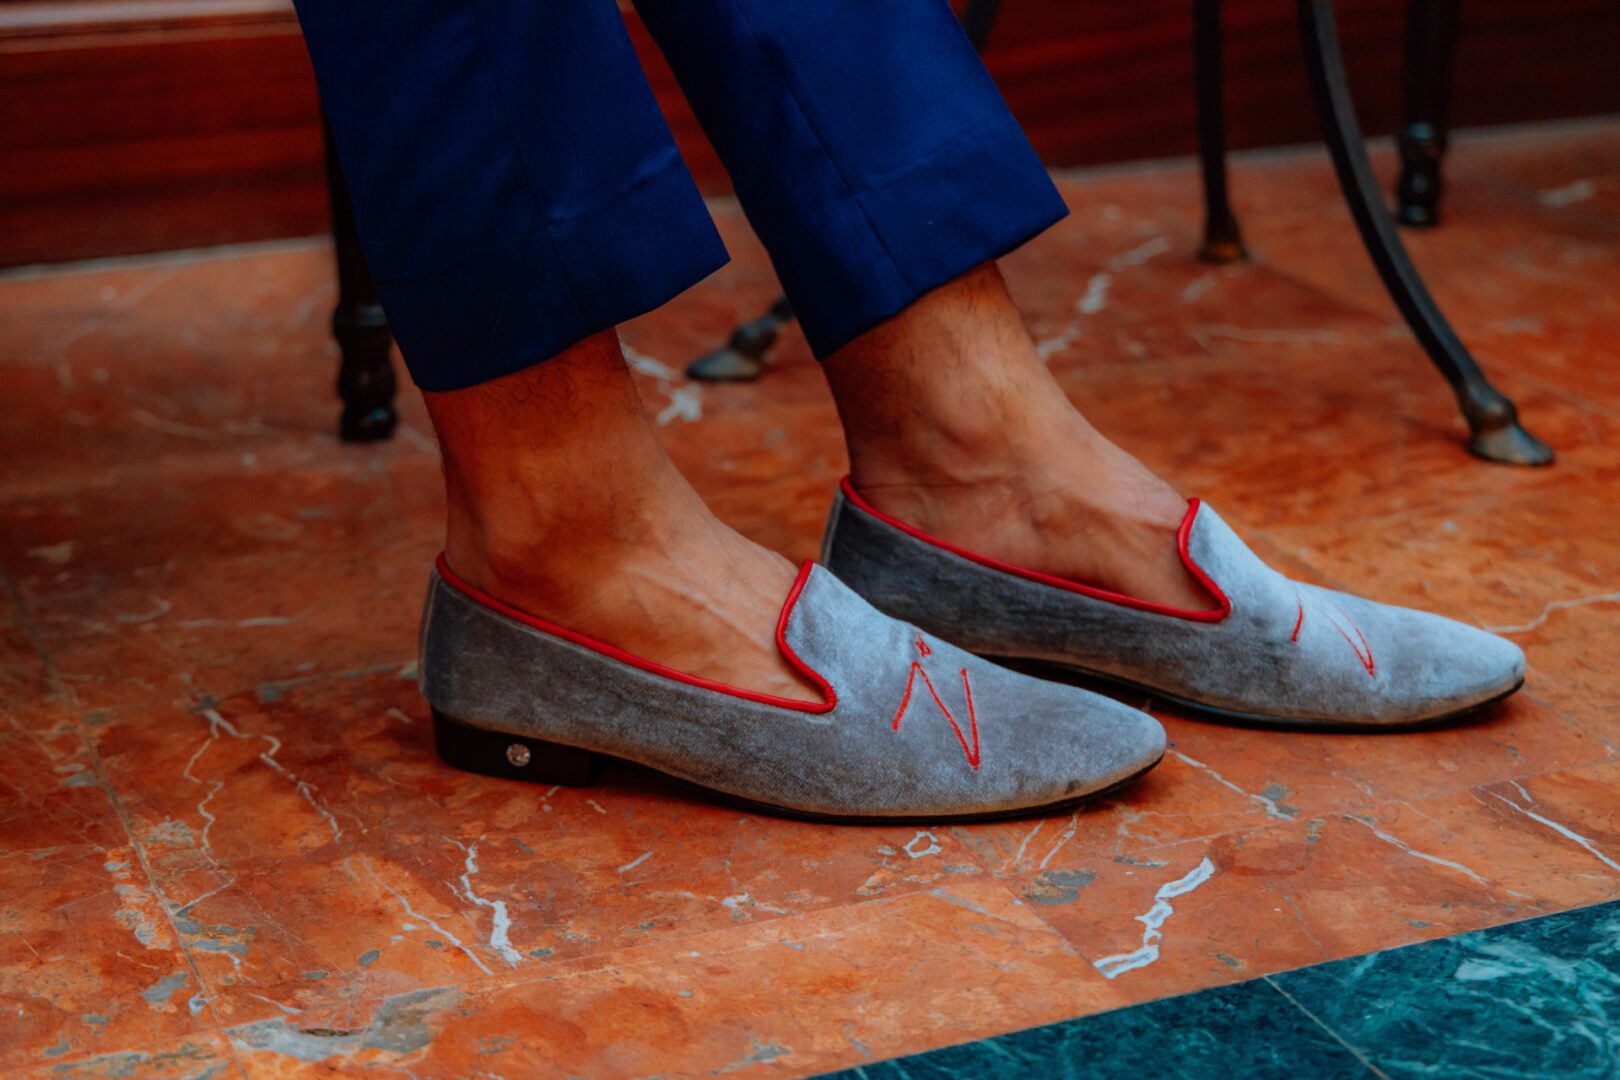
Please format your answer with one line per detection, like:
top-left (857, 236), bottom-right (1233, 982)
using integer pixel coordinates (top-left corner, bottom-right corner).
top-left (892, 656), bottom-right (981, 771)
top-left (1291, 588), bottom-right (1375, 677)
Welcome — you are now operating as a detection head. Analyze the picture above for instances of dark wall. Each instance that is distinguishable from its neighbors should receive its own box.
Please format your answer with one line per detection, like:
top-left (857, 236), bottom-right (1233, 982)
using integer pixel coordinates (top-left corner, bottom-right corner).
top-left (3, 0), bottom-right (1617, 267)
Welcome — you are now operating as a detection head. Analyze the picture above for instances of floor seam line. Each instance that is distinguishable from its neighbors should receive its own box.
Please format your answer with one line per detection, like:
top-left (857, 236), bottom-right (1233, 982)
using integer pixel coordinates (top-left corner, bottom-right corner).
top-left (1263, 975), bottom-right (1393, 1079)
top-left (0, 557), bottom-right (67, 701)
top-left (77, 710), bottom-right (242, 1059)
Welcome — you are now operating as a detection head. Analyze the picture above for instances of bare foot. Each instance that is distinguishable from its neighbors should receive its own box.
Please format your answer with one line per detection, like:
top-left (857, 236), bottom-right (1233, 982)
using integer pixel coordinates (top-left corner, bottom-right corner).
top-left (851, 434), bottom-right (1211, 612)
top-left (825, 263), bottom-right (1214, 612)
top-left (427, 332), bottom-right (824, 705)
top-left (445, 492), bottom-right (821, 705)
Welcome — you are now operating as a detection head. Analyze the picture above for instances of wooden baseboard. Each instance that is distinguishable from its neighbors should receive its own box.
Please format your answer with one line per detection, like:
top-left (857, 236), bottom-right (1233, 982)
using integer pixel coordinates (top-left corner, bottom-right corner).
top-left (1, 0), bottom-right (323, 266)
top-left (4, 0), bottom-right (1618, 267)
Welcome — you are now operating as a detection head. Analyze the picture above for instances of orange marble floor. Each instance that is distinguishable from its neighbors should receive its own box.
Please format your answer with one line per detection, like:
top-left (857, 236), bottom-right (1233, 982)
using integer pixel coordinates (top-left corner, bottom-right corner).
top-left (2, 118), bottom-right (1618, 1078)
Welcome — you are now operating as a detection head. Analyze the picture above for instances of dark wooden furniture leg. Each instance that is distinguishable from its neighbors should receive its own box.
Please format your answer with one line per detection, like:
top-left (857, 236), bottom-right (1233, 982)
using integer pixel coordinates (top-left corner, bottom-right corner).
top-left (1194, 0), bottom-right (1246, 263)
top-left (323, 116), bottom-right (398, 442)
top-left (959, 0), bottom-right (1003, 52)
top-left (1395, 0), bottom-right (1460, 227)
top-left (1295, 0), bottom-right (1551, 465)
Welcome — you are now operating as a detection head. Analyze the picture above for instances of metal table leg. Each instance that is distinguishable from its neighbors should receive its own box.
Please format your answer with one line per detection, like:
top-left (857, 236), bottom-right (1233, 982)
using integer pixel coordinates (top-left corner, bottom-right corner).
top-left (1295, 0), bottom-right (1551, 465)
top-left (1395, 0), bottom-right (1460, 228)
top-left (323, 116), bottom-right (398, 443)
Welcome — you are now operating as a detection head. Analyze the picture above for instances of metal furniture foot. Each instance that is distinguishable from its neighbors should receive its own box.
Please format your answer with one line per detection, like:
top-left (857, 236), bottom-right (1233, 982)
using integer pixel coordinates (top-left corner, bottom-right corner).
top-left (1295, 0), bottom-right (1550, 465)
top-left (685, 298), bottom-right (794, 382)
top-left (1395, 0), bottom-right (1460, 227)
top-left (323, 116), bottom-right (397, 443)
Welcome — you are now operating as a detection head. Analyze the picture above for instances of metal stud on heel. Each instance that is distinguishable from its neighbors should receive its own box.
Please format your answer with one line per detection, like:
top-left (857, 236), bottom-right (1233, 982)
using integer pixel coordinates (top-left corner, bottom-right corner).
top-left (432, 710), bottom-right (604, 786)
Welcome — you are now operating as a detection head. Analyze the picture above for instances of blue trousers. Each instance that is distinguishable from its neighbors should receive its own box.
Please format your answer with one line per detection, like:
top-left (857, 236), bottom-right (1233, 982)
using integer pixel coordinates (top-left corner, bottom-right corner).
top-left (294, 0), bottom-right (1068, 392)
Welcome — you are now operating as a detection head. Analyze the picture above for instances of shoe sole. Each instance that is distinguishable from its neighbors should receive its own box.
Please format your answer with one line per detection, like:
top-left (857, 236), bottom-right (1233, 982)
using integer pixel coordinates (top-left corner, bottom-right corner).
top-left (985, 657), bottom-right (1526, 733)
top-left (433, 708), bottom-right (1161, 824)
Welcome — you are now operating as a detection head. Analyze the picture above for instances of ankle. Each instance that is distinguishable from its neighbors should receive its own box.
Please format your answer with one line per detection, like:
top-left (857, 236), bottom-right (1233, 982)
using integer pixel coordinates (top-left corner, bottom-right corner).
top-left (850, 432), bottom-right (1188, 543)
top-left (844, 392), bottom-right (1105, 512)
top-left (443, 497), bottom-right (812, 697)
top-left (442, 475), bottom-right (717, 617)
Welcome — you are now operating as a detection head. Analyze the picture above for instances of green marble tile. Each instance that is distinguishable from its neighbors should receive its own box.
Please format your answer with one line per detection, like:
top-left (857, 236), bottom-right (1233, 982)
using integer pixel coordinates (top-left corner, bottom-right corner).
top-left (1273, 901), bottom-right (1620, 1079)
top-left (822, 900), bottom-right (1620, 1079)
top-left (822, 979), bottom-right (1372, 1080)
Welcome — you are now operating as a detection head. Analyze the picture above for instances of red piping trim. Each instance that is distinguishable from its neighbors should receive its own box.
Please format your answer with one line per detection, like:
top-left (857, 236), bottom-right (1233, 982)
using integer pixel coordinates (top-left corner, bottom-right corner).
top-left (433, 554), bottom-right (836, 714)
top-left (839, 477), bottom-right (1232, 623)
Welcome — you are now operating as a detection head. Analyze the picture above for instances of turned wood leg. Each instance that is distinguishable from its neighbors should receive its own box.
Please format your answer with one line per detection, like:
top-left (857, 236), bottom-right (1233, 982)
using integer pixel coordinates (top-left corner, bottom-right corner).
top-left (1194, 0), bottom-right (1247, 263)
top-left (959, 0), bottom-right (1003, 52)
top-left (322, 115), bottom-right (398, 443)
top-left (1395, 0), bottom-right (1461, 227)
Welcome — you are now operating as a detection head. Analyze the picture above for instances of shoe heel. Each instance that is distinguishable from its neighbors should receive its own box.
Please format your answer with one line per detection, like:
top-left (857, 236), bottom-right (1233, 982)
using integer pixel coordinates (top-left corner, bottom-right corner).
top-left (432, 709), bottom-right (604, 786)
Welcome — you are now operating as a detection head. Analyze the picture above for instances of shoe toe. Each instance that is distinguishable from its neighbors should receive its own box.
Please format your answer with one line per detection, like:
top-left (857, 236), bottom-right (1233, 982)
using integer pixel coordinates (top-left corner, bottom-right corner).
top-left (1026, 679), bottom-right (1166, 795)
top-left (1091, 694), bottom-right (1168, 780)
top-left (1439, 621), bottom-right (1526, 703)
top-left (950, 652), bottom-right (1165, 808)
top-left (1372, 603), bottom-right (1526, 720)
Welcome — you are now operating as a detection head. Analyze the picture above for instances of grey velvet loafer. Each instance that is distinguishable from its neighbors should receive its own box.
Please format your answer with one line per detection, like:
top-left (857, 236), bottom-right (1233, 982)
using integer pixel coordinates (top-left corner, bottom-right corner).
top-left (420, 555), bottom-right (1165, 822)
top-left (822, 479), bottom-right (1525, 730)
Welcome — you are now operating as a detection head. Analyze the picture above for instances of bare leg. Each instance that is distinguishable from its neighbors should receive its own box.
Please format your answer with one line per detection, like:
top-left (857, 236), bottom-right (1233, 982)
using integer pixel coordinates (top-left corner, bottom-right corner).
top-left (824, 263), bottom-right (1211, 611)
top-left (429, 329), bottom-right (821, 702)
